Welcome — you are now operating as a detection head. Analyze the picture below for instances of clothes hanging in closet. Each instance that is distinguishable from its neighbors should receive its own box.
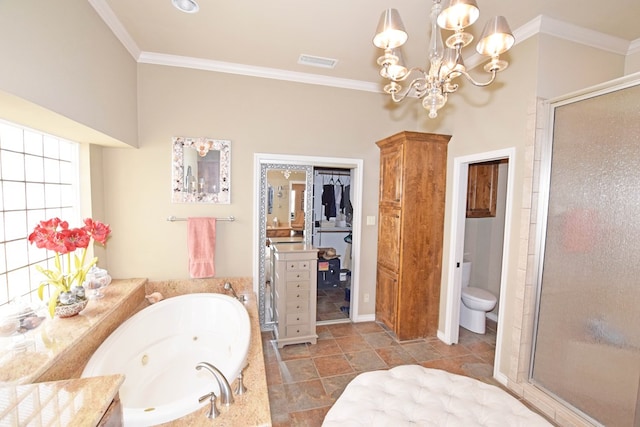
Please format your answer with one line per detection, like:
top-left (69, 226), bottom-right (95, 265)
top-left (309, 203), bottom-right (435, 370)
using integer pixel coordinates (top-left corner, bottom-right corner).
top-left (322, 184), bottom-right (336, 219)
top-left (334, 184), bottom-right (343, 214)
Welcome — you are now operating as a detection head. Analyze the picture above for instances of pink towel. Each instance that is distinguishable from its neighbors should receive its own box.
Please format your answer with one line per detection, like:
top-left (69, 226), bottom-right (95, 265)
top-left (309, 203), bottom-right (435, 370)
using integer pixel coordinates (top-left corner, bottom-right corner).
top-left (187, 217), bottom-right (217, 278)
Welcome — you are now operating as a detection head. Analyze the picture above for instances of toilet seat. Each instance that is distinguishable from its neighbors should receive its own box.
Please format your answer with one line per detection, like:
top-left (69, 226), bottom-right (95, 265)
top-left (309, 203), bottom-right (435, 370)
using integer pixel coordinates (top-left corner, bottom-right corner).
top-left (462, 287), bottom-right (496, 304)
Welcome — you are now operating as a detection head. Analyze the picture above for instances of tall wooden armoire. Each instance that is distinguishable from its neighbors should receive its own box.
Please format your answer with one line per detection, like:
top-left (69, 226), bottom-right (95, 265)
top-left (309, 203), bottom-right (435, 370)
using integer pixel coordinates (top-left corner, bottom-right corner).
top-left (375, 131), bottom-right (451, 341)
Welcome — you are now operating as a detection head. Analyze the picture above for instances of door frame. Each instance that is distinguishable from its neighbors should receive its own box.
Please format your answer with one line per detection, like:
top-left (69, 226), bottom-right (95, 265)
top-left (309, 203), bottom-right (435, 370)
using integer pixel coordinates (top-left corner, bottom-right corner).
top-left (440, 147), bottom-right (516, 384)
top-left (253, 153), bottom-right (364, 326)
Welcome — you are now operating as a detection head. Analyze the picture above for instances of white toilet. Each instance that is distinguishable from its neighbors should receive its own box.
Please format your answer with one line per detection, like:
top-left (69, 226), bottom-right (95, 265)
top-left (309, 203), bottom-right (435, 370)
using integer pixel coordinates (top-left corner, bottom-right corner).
top-left (460, 262), bottom-right (497, 334)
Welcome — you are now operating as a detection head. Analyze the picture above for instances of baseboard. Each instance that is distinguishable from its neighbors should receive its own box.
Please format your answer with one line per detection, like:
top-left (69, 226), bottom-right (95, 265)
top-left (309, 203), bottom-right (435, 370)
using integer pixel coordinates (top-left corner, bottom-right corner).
top-left (437, 330), bottom-right (452, 345)
top-left (353, 313), bottom-right (375, 323)
top-left (493, 370), bottom-right (509, 386)
top-left (486, 312), bottom-right (498, 322)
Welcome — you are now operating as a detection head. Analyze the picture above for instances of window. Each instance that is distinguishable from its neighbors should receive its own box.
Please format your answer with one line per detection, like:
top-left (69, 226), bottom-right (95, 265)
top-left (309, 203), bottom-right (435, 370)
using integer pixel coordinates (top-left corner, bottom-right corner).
top-left (0, 119), bottom-right (80, 307)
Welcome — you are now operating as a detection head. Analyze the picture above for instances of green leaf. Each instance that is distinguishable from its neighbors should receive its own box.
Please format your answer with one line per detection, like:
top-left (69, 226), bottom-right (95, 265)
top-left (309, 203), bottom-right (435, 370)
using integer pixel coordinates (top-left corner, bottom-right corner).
top-left (47, 288), bottom-right (62, 318)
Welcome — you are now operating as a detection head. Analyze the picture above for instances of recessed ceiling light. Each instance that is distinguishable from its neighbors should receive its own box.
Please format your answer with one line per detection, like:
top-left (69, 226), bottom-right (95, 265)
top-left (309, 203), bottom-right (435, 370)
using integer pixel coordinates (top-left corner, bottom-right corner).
top-left (172, 0), bottom-right (199, 14)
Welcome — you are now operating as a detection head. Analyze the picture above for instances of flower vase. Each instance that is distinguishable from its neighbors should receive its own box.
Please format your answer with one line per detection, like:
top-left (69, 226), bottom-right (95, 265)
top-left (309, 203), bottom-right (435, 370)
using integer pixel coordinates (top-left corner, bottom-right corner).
top-left (54, 298), bottom-right (88, 318)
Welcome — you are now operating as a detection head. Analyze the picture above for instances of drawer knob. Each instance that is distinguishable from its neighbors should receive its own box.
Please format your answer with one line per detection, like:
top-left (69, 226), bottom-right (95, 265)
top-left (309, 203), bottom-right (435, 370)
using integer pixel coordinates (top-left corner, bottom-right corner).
top-left (296, 317), bottom-right (300, 321)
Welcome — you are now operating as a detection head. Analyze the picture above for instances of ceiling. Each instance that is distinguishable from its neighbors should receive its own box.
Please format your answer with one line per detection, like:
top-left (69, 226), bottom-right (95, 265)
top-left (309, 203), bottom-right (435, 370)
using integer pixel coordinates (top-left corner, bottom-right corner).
top-left (94, 0), bottom-right (640, 87)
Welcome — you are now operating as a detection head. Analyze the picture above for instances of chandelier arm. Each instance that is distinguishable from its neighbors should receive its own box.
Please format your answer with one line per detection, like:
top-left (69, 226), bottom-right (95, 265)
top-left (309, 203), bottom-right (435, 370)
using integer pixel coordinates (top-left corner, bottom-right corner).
top-left (455, 69), bottom-right (498, 88)
top-left (389, 76), bottom-right (429, 103)
top-left (388, 67), bottom-right (428, 83)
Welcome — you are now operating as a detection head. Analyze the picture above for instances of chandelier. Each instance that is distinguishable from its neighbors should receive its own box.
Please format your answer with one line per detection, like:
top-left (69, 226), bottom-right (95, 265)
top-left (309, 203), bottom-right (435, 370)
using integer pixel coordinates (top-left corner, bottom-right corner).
top-left (373, 0), bottom-right (515, 118)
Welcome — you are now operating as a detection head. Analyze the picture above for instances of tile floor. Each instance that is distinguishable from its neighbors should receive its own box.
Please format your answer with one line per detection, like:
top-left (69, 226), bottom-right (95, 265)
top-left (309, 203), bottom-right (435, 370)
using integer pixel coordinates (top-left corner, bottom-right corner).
top-left (315, 282), bottom-right (349, 322)
top-left (262, 320), bottom-right (502, 426)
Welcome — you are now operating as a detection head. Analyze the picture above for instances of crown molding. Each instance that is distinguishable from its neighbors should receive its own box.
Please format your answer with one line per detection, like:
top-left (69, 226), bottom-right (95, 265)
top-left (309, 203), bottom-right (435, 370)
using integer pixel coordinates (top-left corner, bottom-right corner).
top-left (538, 15), bottom-right (630, 55)
top-left (629, 38), bottom-right (640, 56)
top-left (138, 52), bottom-right (381, 93)
top-left (88, 0), bottom-right (141, 60)
top-left (92, 1), bottom-right (635, 93)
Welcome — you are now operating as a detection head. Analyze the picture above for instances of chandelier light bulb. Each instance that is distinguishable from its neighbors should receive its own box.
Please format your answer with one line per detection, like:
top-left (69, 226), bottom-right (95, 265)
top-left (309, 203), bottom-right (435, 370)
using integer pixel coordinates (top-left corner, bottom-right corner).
top-left (437, 0), bottom-right (480, 31)
top-left (373, 9), bottom-right (408, 49)
top-left (476, 16), bottom-right (515, 56)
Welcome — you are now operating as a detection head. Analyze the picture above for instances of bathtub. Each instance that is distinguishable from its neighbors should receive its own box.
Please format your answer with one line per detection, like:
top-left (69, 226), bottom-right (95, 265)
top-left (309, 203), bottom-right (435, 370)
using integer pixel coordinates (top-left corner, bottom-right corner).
top-left (82, 293), bottom-right (251, 426)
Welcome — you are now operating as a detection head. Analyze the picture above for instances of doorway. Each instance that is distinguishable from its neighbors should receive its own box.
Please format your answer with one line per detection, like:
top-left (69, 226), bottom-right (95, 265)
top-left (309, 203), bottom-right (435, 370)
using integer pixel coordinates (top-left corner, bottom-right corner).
top-left (253, 153), bottom-right (364, 330)
top-left (442, 147), bottom-right (516, 382)
top-left (313, 168), bottom-right (353, 323)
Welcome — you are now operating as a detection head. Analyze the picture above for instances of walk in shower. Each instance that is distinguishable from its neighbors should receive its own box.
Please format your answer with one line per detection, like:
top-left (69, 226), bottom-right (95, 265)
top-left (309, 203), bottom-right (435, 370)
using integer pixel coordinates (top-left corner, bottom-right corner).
top-left (531, 77), bottom-right (640, 426)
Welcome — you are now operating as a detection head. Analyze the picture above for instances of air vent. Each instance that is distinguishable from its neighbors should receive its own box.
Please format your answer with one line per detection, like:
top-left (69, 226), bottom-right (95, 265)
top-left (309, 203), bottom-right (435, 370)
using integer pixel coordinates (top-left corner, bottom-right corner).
top-left (298, 54), bottom-right (338, 69)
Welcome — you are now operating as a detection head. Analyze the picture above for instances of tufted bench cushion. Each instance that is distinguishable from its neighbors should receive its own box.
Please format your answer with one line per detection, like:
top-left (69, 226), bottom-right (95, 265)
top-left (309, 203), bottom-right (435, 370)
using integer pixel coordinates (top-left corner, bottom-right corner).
top-left (322, 365), bottom-right (552, 426)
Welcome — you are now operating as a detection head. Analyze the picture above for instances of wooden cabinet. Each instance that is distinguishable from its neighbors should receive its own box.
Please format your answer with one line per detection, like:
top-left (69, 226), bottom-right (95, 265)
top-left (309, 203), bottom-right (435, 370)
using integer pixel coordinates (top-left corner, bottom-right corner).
top-left (466, 161), bottom-right (499, 218)
top-left (375, 131), bottom-right (450, 341)
top-left (272, 243), bottom-right (318, 348)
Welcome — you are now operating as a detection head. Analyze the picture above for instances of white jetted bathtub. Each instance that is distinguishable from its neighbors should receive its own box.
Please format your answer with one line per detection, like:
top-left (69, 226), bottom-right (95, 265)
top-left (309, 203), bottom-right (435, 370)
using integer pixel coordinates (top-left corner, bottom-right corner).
top-left (82, 293), bottom-right (251, 426)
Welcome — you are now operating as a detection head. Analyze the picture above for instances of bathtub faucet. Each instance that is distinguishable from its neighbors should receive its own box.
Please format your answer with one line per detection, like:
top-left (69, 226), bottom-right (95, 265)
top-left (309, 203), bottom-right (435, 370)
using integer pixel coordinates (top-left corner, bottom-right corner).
top-left (195, 362), bottom-right (234, 406)
top-left (223, 282), bottom-right (247, 302)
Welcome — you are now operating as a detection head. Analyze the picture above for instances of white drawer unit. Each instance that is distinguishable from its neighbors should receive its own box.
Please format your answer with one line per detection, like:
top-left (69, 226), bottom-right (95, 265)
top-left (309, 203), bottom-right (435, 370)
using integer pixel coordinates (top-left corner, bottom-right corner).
top-left (272, 243), bottom-right (318, 348)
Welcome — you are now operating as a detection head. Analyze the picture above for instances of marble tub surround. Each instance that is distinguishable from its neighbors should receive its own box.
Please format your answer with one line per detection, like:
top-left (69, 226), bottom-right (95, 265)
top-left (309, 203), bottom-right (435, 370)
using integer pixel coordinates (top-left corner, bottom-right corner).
top-left (146, 277), bottom-right (253, 300)
top-left (154, 285), bottom-right (272, 426)
top-left (0, 374), bottom-right (124, 426)
top-left (0, 278), bottom-right (147, 385)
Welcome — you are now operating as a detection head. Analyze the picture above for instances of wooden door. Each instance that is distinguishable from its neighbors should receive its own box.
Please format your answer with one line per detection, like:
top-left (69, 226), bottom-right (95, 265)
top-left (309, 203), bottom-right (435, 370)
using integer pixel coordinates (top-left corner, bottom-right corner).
top-left (375, 265), bottom-right (398, 330)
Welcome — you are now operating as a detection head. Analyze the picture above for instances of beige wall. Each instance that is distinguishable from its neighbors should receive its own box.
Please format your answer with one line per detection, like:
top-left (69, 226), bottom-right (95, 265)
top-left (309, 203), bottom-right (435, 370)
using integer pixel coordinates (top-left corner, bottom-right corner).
top-left (101, 64), bottom-right (414, 316)
top-left (0, 0), bottom-right (137, 147)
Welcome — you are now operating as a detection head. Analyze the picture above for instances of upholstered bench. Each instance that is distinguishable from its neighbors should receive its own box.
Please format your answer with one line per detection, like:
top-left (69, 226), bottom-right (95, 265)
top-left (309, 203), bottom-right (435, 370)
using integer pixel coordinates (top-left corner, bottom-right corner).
top-left (322, 365), bottom-right (551, 426)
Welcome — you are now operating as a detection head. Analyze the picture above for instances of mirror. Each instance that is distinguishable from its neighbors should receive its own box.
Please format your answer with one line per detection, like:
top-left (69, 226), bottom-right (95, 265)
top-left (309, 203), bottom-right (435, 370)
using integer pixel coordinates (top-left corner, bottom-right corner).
top-left (172, 137), bottom-right (231, 203)
top-left (289, 181), bottom-right (306, 230)
top-left (258, 164), bottom-right (313, 327)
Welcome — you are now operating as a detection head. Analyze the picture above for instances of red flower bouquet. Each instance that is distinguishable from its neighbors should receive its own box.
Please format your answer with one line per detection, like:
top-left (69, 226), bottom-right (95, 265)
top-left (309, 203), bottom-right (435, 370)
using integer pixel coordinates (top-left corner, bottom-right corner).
top-left (28, 218), bottom-right (111, 317)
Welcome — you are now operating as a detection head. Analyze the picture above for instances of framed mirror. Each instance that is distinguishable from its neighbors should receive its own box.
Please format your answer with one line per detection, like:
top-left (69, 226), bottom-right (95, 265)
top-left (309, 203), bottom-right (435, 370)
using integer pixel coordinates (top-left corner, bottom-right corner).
top-left (258, 163), bottom-right (313, 327)
top-left (172, 137), bottom-right (231, 203)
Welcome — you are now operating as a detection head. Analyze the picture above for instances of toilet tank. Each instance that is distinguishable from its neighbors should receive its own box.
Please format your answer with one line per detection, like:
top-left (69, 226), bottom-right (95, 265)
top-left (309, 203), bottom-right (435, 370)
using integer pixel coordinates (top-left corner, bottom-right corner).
top-left (462, 262), bottom-right (471, 287)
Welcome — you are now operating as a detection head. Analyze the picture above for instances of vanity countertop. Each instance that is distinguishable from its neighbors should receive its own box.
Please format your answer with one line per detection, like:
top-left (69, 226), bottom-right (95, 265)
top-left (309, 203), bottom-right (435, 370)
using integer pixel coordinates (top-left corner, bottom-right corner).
top-left (0, 374), bottom-right (124, 426)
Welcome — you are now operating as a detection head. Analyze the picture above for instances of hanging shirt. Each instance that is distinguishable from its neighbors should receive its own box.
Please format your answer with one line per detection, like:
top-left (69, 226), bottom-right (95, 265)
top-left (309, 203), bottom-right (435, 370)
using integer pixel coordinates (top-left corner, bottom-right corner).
top-left (322, 184), bottom-right (336, 219)
top-left (334, 184), bottom-right (342, 215)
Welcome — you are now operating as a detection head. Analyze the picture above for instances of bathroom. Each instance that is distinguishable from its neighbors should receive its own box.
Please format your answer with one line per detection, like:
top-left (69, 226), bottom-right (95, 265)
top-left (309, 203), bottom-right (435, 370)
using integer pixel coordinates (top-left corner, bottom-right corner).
top-left (2, 1), bottom-right (640, 425)
top-left (460, 160), bottom-right (509, 336)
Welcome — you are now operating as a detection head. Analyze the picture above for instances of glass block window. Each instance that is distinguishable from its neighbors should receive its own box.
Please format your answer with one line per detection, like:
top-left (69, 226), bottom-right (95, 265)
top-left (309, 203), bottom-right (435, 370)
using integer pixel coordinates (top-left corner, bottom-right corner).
top-left (0, 119), bottom-right (80, 306)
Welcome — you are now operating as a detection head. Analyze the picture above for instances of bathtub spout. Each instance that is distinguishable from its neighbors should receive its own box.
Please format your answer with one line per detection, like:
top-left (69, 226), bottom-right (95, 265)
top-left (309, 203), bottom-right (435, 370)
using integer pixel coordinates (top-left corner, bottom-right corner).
top-left (223, 282), bottom-right (239, 299)
top-left (195, 362), bottom-right (234, 406)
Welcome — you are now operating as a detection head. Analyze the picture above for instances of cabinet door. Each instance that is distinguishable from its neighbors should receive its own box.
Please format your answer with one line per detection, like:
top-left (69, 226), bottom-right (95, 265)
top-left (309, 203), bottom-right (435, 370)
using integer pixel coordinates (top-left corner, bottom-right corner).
top-left (379, 146), bottom-right (403, 205)
top-left (375, 265), bottom-right (398, 331)
top-left (467, 161), bottom-right (499, 218)
top-left (377, 207), bottom-right (401, 272)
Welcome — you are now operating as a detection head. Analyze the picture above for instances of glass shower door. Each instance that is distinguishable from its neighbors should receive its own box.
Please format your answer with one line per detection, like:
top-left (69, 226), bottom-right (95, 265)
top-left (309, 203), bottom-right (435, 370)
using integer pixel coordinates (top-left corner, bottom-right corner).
top-left (531, 82), bottom-right (640, 426)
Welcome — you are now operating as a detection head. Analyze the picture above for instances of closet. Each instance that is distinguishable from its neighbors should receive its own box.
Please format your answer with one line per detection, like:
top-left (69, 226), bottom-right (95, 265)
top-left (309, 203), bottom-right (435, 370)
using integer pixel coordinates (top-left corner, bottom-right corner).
top-left (312, 168), bottom-right (353, 321)
top-left (375, 131), bottom-right (451, 340)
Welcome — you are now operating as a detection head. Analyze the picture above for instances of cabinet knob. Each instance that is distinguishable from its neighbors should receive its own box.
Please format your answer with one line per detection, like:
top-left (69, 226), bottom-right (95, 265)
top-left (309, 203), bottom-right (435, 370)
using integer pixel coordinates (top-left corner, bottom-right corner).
top-left (296, 317), bottom-right (300, 321)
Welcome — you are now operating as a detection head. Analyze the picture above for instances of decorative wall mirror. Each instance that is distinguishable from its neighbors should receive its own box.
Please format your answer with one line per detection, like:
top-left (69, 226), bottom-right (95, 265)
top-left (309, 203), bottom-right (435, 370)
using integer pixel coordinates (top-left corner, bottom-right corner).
top-left (258, 163), bottom-right (313, 327)
top-left (172, 137), bottom-right (231, 203)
